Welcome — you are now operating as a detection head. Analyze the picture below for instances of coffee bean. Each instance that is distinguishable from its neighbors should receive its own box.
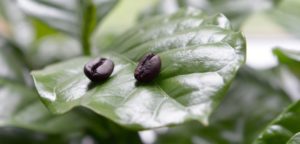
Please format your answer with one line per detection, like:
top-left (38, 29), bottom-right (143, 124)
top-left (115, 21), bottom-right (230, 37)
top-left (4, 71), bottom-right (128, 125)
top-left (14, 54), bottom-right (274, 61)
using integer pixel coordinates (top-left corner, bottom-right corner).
top-left (84, 58), bottom-right (114, 82)
top-left (134, 53), bottom-right (161, 82)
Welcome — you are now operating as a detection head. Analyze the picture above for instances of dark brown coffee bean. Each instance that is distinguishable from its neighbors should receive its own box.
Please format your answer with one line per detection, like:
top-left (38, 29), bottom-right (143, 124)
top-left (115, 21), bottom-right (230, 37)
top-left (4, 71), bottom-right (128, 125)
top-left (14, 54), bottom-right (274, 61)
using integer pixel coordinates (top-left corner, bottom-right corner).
top-left (134, 53), bottom-right (161, 82)
top-left (84, 58), bottom-right (114, 82)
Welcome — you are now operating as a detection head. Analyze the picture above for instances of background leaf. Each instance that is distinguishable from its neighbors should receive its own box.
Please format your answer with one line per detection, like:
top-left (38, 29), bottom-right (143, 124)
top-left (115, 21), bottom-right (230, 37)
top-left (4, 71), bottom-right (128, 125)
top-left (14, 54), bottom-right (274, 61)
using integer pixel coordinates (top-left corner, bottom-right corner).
top-left (0, 127), bottom-right (96, 144)
top-left (254, 100), bottom-right (300, 144)
top-left (0, 78), bottom-right (89, 133)
top-left (273, 48), bottom-right (300, 79)
top-left (139, 0), bottom-right (282, 29)
top-left (0, 36), bottom-right (30, 84)
top-left (17, 0), bottom-right (119, 55)
top-left (0, 0), bottom-right (72, 71)
top-left (0, 1), bottom-right (84, 70)
top-left (32, 9), bottom-right (246, 130)
top-left (268, 0), bottom-right (300, 37)
top-left (26, 34), bottom-right (82, 69)
top-left (0, 126), bottom-right (141, 144)
top-left (197, 0), bottom-right (282, 29)
top-left (0, 0), bottom-right (34, 47)
top-left (155, 66), bottom-right (291, 144)
top-left (94, 0), bottom-right (159, 49)
top-left (17, 0), bottom-right (118, 38)
top-left (287, 132), bottom-right (300, 144)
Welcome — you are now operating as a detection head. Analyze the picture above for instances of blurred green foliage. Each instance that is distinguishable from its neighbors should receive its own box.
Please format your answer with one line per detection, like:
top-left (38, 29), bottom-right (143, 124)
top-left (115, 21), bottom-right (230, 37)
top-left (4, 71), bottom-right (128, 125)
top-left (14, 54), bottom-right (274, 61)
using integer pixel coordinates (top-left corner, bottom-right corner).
top-left (1, 0), bottom-right (300, 144)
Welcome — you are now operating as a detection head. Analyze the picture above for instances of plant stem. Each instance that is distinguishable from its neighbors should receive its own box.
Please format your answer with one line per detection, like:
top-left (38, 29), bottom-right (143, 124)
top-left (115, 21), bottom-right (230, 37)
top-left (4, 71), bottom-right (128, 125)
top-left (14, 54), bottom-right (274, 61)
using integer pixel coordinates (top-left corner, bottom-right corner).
top-left (81, 0), bottom-right (93, 56)
top-left (82, 36), bottom-right (91, 56)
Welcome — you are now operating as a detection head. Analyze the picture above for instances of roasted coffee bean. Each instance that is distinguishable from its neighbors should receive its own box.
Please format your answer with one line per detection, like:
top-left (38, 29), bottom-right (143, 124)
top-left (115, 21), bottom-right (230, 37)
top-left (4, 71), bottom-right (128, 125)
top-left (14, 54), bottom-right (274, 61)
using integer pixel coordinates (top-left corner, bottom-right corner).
top-left (134, 53), bottom-right (161, 82)
top-left (84, 58), bottom-right (114, 82)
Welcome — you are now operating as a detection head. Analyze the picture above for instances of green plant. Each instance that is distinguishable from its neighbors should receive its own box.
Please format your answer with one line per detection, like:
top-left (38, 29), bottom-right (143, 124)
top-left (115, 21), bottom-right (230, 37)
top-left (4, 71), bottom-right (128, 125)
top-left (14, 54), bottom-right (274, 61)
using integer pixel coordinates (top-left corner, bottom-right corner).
top-left (0, 0), bottom-right (300, 144)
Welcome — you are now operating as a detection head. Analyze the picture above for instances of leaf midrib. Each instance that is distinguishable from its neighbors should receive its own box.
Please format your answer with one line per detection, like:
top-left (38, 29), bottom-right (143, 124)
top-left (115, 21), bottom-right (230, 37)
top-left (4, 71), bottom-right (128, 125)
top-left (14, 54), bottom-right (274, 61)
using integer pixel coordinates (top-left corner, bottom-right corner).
top-left (107, 43), bottom-right (240, 111)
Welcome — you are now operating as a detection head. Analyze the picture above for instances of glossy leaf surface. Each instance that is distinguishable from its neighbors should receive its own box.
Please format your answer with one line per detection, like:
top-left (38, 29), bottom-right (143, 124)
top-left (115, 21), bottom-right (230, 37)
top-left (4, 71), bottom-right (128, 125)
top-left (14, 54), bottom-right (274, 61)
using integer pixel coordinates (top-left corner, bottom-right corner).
top-left (32, 10), bottom-right (246, 130)
top-left (155, 67), bottom-right (291, 144)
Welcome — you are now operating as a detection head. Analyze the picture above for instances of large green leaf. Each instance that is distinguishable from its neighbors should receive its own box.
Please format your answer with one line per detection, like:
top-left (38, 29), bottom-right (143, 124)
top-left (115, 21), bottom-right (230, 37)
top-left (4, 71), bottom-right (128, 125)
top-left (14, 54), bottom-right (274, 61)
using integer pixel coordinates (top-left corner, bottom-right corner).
top-left (0, 78), bottom-right (142, 143)
top-left (155, 66), bottom-right (291, 144)
top-left (273, 48), bottom-right (300, 78)
top-left (140, 0), bottom-right (282, 29)
top-left (32, 10), bottom-right (246, 130)
top-left (269, 0), bottom-right (300, 37)
top-left (254, 100), bottom-right (300, 144)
